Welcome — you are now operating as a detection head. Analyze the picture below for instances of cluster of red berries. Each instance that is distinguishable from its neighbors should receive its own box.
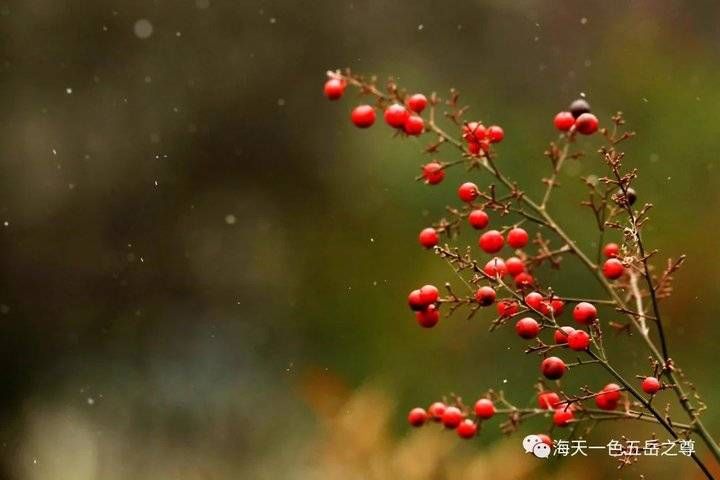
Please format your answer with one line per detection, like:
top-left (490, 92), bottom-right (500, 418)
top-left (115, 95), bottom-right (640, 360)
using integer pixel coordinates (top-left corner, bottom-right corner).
top-left (407, 284), bottom-right (441, 328)
top-left (461, 121), bottom-right (504, 155)
top-left (553, 99), bottom-right (599, 135)
top-left (601, 242), bottom-right (625, 280)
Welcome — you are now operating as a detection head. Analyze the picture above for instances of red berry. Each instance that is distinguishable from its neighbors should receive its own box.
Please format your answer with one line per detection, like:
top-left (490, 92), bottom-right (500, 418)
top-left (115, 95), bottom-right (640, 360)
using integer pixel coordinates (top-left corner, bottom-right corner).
top-left (324, 77), bottom-right (345, 100)
top-left (473, 398), bottom-right (495, 419)
top-left (457, 182), bottom-right (479, 202)
top-left (541, 356), bottom-right (566, 380)
top-left (441, 406), bottom-right (464, 428)
top-left (408, 407), bottom-right (428, 427)
top-left (428, 402), bottom-right (446, 421)
top-left (487, 125), bottom-right (504, 143)
top-left (600, 383), bottom-right (622, 402)
top-left (384, 103), bottom-right (409, 128)
top-left (550, 299), bottom-right (565, 317)
top-left (505, 256), bottom-right (525, 276)
top-left (475, 286), bottom-right (496, 306)
top-left (407, 93), bottom-right (428, 113)
top-left (575, 113), bottom-right (599, 135)
top-left (462, 122), bottom-right (486, 142)
top-left (418, 227), bottom-right (439, 248)
top-left (416, 305), bottom-right (440, 328)
top-left (554, 326), bottom-right (575, 345)
top-left (567, 329), bottom-right (591, 351)
top-left (553, 408), bottom-right (574, 427)
top-left (595, 393), bottom-right (618, 411)
top-left (468, 210), bottom-right (490, 229)
top-left (483, 257), bottom-right (507, 277)
top-left (479, 230), bottom-right (504, 253)
top-left (642, 376), bottom-right (661, 395)
top-left (497, 300), bottom-right (519, 318)
top-left (407, 289), bottom-right (425, 311)
top-left (419, 285), bottom-right (439, 305)
top-left (350, 105), bottom-right (376, 128)
top-left (537, 434), bottom-right (553, 446)
top-left (537, 391), bottom-right (561, 410)
top-left (603, 243), bottom-right (620, 258)
top-left (514, 272), bottom-right (534, 289)
top-left (573, 302), bottom-right (597, 324)
top-left (422, 162), bottom-right (445, 185)
top-left (553, 111), bottom-right (575, 131)
top-left (456, 419), bottom-right (477, 439)
top-left (602, 258), bottom-right (625, 280)
top-left (404, 115), bottom-right (425, 136)
top-left (524, 292), bottom-right (547, 313)
top-left (516, 317), bottom-right (540, 339)
top-left (467, 141), bottom-right (481, 155)
top-left (507, 227), bottom-right (529, 249)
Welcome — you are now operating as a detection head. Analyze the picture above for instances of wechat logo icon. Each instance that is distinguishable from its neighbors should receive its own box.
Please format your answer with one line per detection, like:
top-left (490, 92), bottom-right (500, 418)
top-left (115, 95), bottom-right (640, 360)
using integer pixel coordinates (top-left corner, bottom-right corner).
top-left (523, 434), bottom-right (552, 459)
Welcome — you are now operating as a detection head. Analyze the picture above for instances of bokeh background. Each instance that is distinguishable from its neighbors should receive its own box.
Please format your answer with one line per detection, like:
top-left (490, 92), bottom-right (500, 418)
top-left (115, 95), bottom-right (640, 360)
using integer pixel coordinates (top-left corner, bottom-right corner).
top-left (1, 0), bottom-right (719, 478)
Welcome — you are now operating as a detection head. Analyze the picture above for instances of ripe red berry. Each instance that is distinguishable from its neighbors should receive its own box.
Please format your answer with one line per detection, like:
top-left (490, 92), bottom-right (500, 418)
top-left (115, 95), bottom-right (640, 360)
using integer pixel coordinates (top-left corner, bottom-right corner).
top-left (550, 299), bottom-right (565, 317)
top-left (497, 300), bottom-right (519, 318)
top-left (350, 105), bottom-right (376, 128)
top-left (487, 125), bottom-right (504, 143)
top-left (541, 356), bottom-right (566, 380)
top-left (421, 162), bottom-right (445, 185)
top-left (603, 242), bottom-right (620, 258)
top-left (419, 284), bottom-right (439, 305)
top-left (600, 383), bottom-right (622, 402)
top-left (457, 182), bottom-right (479, 202)
top-left (553, 408), bottom-right (574, 427)
top-left (537, 391), bottom-right (561, 409)
top-left (404, 115), bottom-right (425, 136)
top-left (479, 230), bottom-right (504, 253)
top-left (462, 122), bottom-right (486, 142)
top-left (573, 302), bottom-right (597, 324)
top-left (473, 398), bottom-right (495, 419)
top-left (575, 113), bottom-right (599, 135)
top-left (416, 305), bottom-right (440, 328)
top-left (514, 272), bottom-right (534, 289)
top-left (324, 77), bottom-right (345, 100)
top-left (408, 407), bottom-right (428, 427)
top-left (553, 326), bottom-right (575, 344)
top-left (428, 402), bottom-right (446, 421)
top-left (475, 286), bottom-right (496, 306)
top-left (418, 227), bottom-right (439, 249)
top-left (516, 317), bottom-right (540, 339)
top-left (507, 227), bottom-right (529, 249)
top-left (407, 93), bottom-right (428, 113)
top-left (642, 376), bottom-right (661, 395)
top-left (567, 329), bottom-right (591, 351)
top-left (595, 393), bottom-right (618, 411)
top-left (468, 209), bottom-right (490, 229)
top-left (524, 292), bottom-right (545, 312)
top-left (553, 111), bottom-right (575, 131)
top-left (483, 257), bottom-right (507, 277)
top-left (505, 256), bottom-right (525, 276)
top-left (456, 419), bottom-right (477, 439)
top-left (602, 258), bottom-right (625, 280)
top-left (384, 103), bottom-right (409, 128)
top-left (407, 289), bottom-right (425, 311)
top-left (441, 406), bottom-right (464, 429)
top-left (537, 434), bottom-right (553, 446)
top-left (467, 141), bottom-right (481, 155)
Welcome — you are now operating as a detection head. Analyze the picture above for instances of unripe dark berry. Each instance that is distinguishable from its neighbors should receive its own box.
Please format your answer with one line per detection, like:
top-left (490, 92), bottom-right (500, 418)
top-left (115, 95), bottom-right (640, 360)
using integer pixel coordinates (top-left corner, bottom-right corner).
top-left (575, 113), bottom-right (599, 135)
top-left (642, 376), bottom-right (661, 395)
top-left (513, 272), bottom-right (534, 289)
top-left (422, 162), bottom-right (445, 185)
top-left (505, 256), bottom-right (525, 276)
top-left (408, 407), bottom-right (428, 427)
top-left (351, 105), bottom-right (376, 128)
top-left (553, 408), bottom-right (574, 427)
top-left (516, 317), bottom-right (540, 339)
top-left (324, 77), bottom-right (345, 100)
top-left (615, 187), bottom-right (637, 206)
top-left (468, 209), bottom-right (490, 230)
top-left (416, 305), bottom-right (440, 328)
top-left (487, 125), bottom-right (504, 143)
top-left (573, 302), bottom-right (597, 324)
top-left (602, 258), bottom-right (625, 280)
top-left (497, 300), bottom-right (519, 318)
top-left (569, 98), bottom-right (591, 119)
top-left (567, 329), bottom-right (591, 351)
top-left (428, 402), bottom-right (446, 421)
top-left (456, 419), bottom-right (477, 439)
top-left (507, 227), bottom-right (529, 249)
top-left (483, 257), bottom-right (507, 277)
top-left (479, 230), bottom-right (505, 253)
top-left (473, 398), bottom-right (495, 419)
top-left (541, 356), bottom-right (566, 380)
top-left (553, 111), bottom-right (575, 131)
top-left (441, 406), bottom-right (464, 429)
top-left (554, 326), bottom-right (575, 345)
top-left (458, 182), bottom-right (479, 202)
top-left (407, 93), bottom-right (428, 113)
top-left (475, 286), bottom-right (497, 306)
top-left (384, 103), bottom-right (410, 128)
top-left (418, 227), bottom-right (439, 249)
top-left (404, 115), bottom-right (425, 136)
top-left (537, 391), bottom-right (561, 409)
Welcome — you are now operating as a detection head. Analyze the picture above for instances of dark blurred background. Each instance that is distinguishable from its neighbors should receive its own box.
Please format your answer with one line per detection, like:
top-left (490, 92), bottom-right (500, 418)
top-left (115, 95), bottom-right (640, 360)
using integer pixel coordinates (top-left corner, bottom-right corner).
top-left (1, 1), bottom-right (719, 478)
